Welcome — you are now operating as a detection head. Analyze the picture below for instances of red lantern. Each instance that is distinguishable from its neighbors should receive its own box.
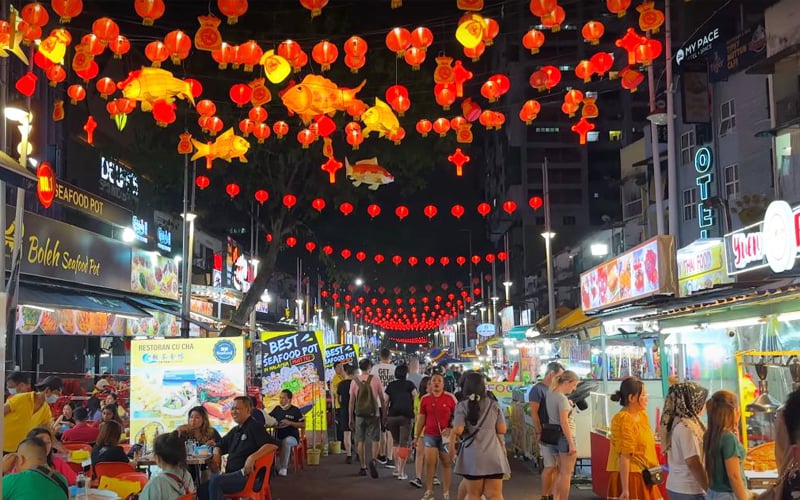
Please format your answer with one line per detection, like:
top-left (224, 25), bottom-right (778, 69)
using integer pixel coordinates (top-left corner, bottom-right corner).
top-left (635, 38), bottom-right (662, 66)
top-left (482, 17), bottom-right (499, 46)
top-left (21, 2), bottom-right (49, 27)
top-left (571, 117), bottom-right (596, 144)
top-left (385, 85), bottom-right (411, 116)
top-left (135, 0), bottom-right (165, 25)
top-left (109, 35), bottom-right (130, 59)
top-left (283, 194), bottom-right (297, 209)
top-left (432, 117), bottom-right (451, 137)
top-left (463, 42), bottom-right (485, 62)
top-left (195, 175), bottom-right (210, 190)
top-left (339, 202), bottom-right (354, 216)
top-left (345, 122), bottom-right (363, 150)
top-left (297, 129), bottom-right (315, 149)
top-left (367, 204), bottom-right (381, 219)
top-left (52, 0), bottom-right (83, 23)
top-left (46, 65), bottom-right (66, 87)
top-left (607, 0), bottom-right (631, 18)
top-left (450, 205), bottom-right (465, 219)
top-left (616, 28), bottom-right (646, 65)
top-left (211, 42), bottom-right (235, 69)
top-left (540, 65), bottom-right (561, 90)
top-left (582, 21), bottom-right (605, 45)
top-left (311, 40), bottom-right (338, 71)
top-left (273, 121), bottom-right (289, 139)
top-left (497, 251), bottom-right (507, 261)
top-left (67, 84), bottom-right (86, 104)
top-left (311, 198), bottom-right (326, 212)
top-left (522, 29), bottom-right (545, 54)
top-left (415, 119), bottom-right (432, 137)
top-left (485, 254), bottom-right (495, 264)
top-left (529, 0), bottom-right (556, 16)
top-left (519, 99), bottom-right (541, 125)
top-left (356, 251), bottom-right (366, 262)
top-left (403, 47), bottom-right (426, 70)
top-left (300, 0), bottom-right (328, 17)
top-left (574, 60), bottom-right (594, 84)
top-left (423, 205), bottom-right (438, 220)
top-left (218, 0), bottom-right (248, 24)
top-left (206, 116), bottom-right (223, 136)
top-left (225, 183), bottom-right (240, 198)
top-left (95, 77), bottom-right (116, 99)
top-left (229, 83), bottom-right (252, 107)
top-left (395, 205), bottom-right (409, 220)
top-left (152, 100), bottom-right (176, 127)
top-left (344, 35), bottom-right (368, 57)
top-left (341, 249), bottom-right (352, 260)
top-left (92, 17), bottom-right (119, 44)
top-left (410, 26), bottom-right (433, 50)
top-left (477, 202), bottom-right (491, 217)
top-left (502, 200), bottom-right (517, 214)
top-left (322, 245), bottom-right (333, 255)
top-left (145, 41), bottom-right (169, 67)
top-left (541, 6), bottom-right (565, 32)
top-left (456, 256), bottom-right (466, 266)
top-left (471, 255), bottom-right (481, 265)
top-left (238, 119), bottom-right (255, 137)
top-left (590, 52), bottom-right (614, 77)
top-left (286, 236), bottom-right (297, 248)
top-left (529, 196), bottom-right (543, 210)
top-left (434, 83), bottom-right (457, 110)
top-left (254, 189), bottom-right (269, 204)
top-left (425, 257), bottom-right (435, 266)
top-left (306, 242), bottom-right (317, 253)
top-left (374, 254), bottom-right (384, 264)
top-left (164, 30), bottom-right (192, 65)
top-left (386, 27), bottom-right (411, 57)
top-left (15, 72), bottom-right (37, 97)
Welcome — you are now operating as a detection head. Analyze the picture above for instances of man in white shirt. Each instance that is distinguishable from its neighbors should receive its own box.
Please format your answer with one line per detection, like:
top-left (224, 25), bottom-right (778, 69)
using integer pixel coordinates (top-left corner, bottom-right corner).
top-left (370, 348), bottom-right (395, 467)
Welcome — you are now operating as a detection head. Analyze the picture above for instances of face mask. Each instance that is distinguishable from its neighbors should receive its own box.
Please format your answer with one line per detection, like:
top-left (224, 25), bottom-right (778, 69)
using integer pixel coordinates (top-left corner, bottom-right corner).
top-left (46, 394), bottom-right (59, 404)
top-left (7, 388), bottom-right (17, 395)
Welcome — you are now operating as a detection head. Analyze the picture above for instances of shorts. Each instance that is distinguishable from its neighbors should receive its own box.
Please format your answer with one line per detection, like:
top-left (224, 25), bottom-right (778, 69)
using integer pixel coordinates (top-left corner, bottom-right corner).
top-left (338, 407), bottom-right (350, 431)
top-left (540, 442), bottom-right (558, 468)
top-left (548, 434), bottom-right (575, 454)
top-left (386, 416), bottom-right (411, 446)
top-left (707, 491), bottom-right (735, 500)
top-left (462, 473), bottom-right (505, 481)
top-left (355, 415), bottom-right (381, 443)
top-left (423, 435), bottom-right (448, 453)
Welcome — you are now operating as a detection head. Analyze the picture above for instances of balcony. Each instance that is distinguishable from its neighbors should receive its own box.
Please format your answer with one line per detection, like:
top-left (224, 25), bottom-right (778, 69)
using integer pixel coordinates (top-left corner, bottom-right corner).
top-left (623, 197), bottom-right (643, 220)
top-left (776, 92), bottom-right (800, 130)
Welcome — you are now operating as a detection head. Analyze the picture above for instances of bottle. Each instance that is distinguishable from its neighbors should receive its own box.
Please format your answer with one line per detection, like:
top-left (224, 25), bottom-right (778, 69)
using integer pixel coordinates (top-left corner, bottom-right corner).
top-left (76, 472), bottom-right (88, 499)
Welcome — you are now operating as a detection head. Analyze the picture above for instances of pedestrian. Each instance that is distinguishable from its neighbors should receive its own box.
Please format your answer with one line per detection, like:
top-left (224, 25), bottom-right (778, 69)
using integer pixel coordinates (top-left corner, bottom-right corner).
top-left (607, 377), bottom-right (662, 500)
top-left (770, 388), bottom-right (800, 498)
top-left (332, 362), bottom-right (346, 447)
top-left (660, 382), bottom-right (709, 500)
top-left (415, 372), bottom-right (458, 500)
top-left (338, 364), bottom-right (356, 464)
top-left (2, 437), bottom-right (68, 500)
top-left (408, 357), bottom-right (424, 391)
top-left (449, 371), bottom-right (510, 500)
top-left (410, 376), bottom-right (433, 489)
top-left (529, 361), bottom-right (564, 500)
top-left (702, 390), bottom-right (749, 500)
top-left (372, 348), bottom-right (396, 468)
top-left (3, 375), bottom-right (62, 454)
top-left (544, 370), bottom-right (580, 500)
top-left (385, 364), bottom-right (417, 480)
top-left (350, 358), bottom-right (387, 478)
top-left (268, 389), bottom-right (306, 477)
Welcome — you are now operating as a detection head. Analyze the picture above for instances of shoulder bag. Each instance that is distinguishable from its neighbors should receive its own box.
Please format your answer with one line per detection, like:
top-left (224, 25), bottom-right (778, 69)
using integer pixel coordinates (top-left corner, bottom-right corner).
top-left (32, 465), bottom-right (69, 499)
top-left (631, 455), bottom-right (664, 487)
top-left (456, 401), bottom-right (493, 454)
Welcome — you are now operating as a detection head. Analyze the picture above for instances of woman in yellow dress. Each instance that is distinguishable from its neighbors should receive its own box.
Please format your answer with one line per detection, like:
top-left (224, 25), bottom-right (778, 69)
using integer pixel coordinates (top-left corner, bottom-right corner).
top-left (607, 377), bottom-right (663, 500)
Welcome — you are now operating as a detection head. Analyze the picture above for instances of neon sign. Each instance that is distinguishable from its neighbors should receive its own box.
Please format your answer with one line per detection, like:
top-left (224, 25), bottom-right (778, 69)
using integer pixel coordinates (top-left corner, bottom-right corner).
top-left (695, 147), bottom-right (715, 238)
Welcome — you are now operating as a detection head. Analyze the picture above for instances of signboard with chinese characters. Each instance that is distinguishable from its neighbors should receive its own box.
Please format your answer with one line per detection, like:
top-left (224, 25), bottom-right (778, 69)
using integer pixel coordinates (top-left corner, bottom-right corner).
top-left (580, 236), bottom-right (677, 313)
top-left (724, 200), bottom-right (800, 275)
top-left (677, 239), bottom-right (732, 296)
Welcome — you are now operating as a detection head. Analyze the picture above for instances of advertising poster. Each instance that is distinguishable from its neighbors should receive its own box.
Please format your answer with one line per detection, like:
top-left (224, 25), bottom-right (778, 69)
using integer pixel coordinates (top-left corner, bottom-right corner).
top-left (324, 344), bottom-right (360, 382)
top-left (130, 249), bottom-right (180, 300)
top-left (260, 331), bottom-right (327, 432)
top-left (130, 338), bottom-right (245, 448)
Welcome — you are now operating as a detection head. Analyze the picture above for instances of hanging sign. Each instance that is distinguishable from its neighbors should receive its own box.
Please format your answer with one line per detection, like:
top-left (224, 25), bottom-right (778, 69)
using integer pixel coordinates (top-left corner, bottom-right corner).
top-left (476, 323), bottom-right (495, 336)
top-left (677, 239), bottom-right (732, 296)
top-left (725, 200), bottom-right (800, 275)
top-left (36, 162), bottom-right (57, 209)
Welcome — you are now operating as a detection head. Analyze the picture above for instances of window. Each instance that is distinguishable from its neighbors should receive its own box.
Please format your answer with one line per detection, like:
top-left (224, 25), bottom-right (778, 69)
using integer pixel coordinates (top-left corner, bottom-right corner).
top-left (535, 127), bottom-right (560, 133)
top-left (724, 163), bottom-right (739, 199)
top-left (563, 215), bottom-right (576, 225)
top-left (681, 130), bottom-right (696, 165)
top-left (683, 188), bottom-right (697, 221)
top-left (719, 99), bottom-right (736, 136)
top-left (608, 130), bottom-right (622, 141)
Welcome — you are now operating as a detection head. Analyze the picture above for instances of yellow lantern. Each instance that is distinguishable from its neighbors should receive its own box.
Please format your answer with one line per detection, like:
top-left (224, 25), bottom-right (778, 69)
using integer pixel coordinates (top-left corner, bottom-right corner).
top-left (39, 28), bottom-right (71, 63)
top-left (259, 50), bottom-right (291, 84)
top-left (455, 14), bottom-right (485, 49)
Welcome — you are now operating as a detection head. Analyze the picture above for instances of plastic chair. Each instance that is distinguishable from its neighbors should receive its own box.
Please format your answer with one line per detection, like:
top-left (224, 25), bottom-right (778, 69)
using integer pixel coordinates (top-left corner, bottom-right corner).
top-left (63, 443), bottom-right (93, 452)
top-left (289, 430), bottom-right (306, 473)
top-left (98, 475), bottom-right (142, 498)
top-left (177, 494), bottom-right (196, 500)
top-left (115, 471), bottom-right (148, 489)
top-left (223, 446), bottom-right (276, 500)
top-left (94, 461), bottom-right (135, 478)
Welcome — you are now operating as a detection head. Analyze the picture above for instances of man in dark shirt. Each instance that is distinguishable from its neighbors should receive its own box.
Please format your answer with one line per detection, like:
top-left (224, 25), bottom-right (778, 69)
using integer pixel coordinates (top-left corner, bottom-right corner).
top-left (61, 408), bottom-right (99, 444)
top-left (200, 396), bottom-right (278, 500)
top-left (269, 389), bottom-right (305, 477)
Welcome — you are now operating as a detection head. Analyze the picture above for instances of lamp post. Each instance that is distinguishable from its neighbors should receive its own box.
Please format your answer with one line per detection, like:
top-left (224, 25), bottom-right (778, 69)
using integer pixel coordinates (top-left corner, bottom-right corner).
top-left (542, 231), bottom-right (557, 332)
top-left (332, 315), bottom-right (339, 343)
top-left (179, 211), bottom-right (196, 337)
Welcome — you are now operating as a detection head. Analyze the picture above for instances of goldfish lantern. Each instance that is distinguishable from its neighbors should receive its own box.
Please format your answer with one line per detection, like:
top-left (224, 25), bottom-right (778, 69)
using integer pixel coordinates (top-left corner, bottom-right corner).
top-left (218, 0), bottom-right (247, 24)
top-left (211, 42), bottom-right (235, 69)
top-left (109, 35), bottom-right (130, 59)
top-left (15, 71), bottom-right (37, 97)
top-left (403, 47), bottom-right (425, 70)
top-left (616, 28), bottom-right (645, 65)
top-left (502, 200), bottom-right (517, 214)
top-left (561, 101), bottom-right (579, 117)
top-left (411, 26), bottom-right (434, 50)
top-left (311, 198), bottom-right (326, 212)
top-left (300, 0), bottom-right (328, 17)
top-left (312, 40), bottom-right (338, 71)
top-left (39, 29), bottom-right (71, 64)
top-left (52, 99), bottom-right (65, 121)
top-left (92, 17), bottom-right (119, 45)
top-left (423, 205), bottom-right (438, 220)
top-left (519, 99), bottom-right (541, 124)
top-left (522, 29), bottom-right (545, 54)
top-left (590, 51), bottom-right (614, 77)
top-left (581, 97), bottom-right (599, 119)
top-left (95, 77), bottom-right (116, 99)
top-left (482, 17), bottom-right (499, 46)
top-left (607, 0), bottom-right (631, 18)
top-left (194, 15), bottom-right (222, 51)
top-left (529, 0), bottom-right (557, 16)
top-left (282, 194), bottom-right (297, 209)
top-left (448, 148), bottom-right (470, 176)
top-left (571, 117), bottom-right (595, 144)
top-left (238, 118), bottom-right (254, 137)
top-left (387, 127), bottom-right (406, 145)
top-left (195, 174), bottom-right (210, 190)
top-left (463, 42), bottom-right (485, 62)
top-left (339, 202), bottom-right (354, 216)
top-left (450, 60), bottom-right (472, 98)
top-left (385, 85), bottom-right (410, 116)
top-left (252, 123), bottom-right (271, 143)
top-left (395, 205), bottom-right (409, 220)
top-left (297, 129), bottom-right (315, 149)
top-left (529, 196), bottom-right (543, 210)
top-left (52, 0), bottom-right (83, 23)
top-left (619, 66), bottom-right (644, 92)
top-left (637, 1), bottom-right (665, 33)
top-left (83, 115), bottom-right (97, 144)
top-left (415, 119), bottom-right (432, 137)
top-left (345, 122), bottom-right (364, 150)
top-left (451, 204), bottom-right (465, 219)
top-left (386, 27), bottom-right (411, 57)
top-left (433, 117), bottom-right (450, 137)
top-left (46, 65), bottom-right (66, 87)
top-left (635, 38), bottom-right (662, 66)
top-left (196, 99), bottom-right (216, 116)
top-left (477, 202), bottom-right (491, 217)
top-left (434, 83), bottom-right (457, 111)
top-left (529, 70), bottom-right (548, 91)
top-left (273, 120), bottom-right (289, 139)
top-left (541, 6), bottom-right (566, 32)
top-left (229, 83), bottom-right (252, 107)
top-left (574, 60), bottom-right (594, 83)
top-left (67, 84), bottom-right (86, 104)
top-left (582, 20), bottom-right (604, 45)
top-left (145, 41), bottom-right (169, 67)
top-left (152, 100), bottom-right (176, 127)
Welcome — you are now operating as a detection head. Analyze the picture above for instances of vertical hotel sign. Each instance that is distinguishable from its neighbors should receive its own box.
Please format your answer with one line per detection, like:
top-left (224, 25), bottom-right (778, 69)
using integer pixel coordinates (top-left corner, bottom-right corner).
top-left (695, 147), bottom-right (716, 238)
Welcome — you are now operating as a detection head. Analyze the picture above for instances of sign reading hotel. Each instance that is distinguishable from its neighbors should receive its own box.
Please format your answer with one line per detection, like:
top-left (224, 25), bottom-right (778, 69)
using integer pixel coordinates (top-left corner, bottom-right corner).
top-left (694, 147), bottom-right (716, 238)
top-left (580, 236), bottom-right (677, 313)
top-left (677, 239), bottom-right (732, 297)
top-left (725, 200), bottom-right (800, 275)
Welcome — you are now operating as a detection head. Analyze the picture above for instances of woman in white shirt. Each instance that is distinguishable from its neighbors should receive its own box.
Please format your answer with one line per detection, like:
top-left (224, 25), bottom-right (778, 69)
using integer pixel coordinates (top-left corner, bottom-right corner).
top-left (659, 381), bottom-right (709, 500)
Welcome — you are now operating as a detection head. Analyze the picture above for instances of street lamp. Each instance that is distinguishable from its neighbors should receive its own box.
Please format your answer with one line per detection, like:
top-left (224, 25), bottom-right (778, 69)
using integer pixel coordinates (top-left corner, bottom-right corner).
top-left (354, 278), bottom-right (364, 286)
top-left (332, 315), bottom-right (339, 342)
top-left (502, 281), bottom-right (512, 306)
top-left (542, 231), bottom-right (557, 332)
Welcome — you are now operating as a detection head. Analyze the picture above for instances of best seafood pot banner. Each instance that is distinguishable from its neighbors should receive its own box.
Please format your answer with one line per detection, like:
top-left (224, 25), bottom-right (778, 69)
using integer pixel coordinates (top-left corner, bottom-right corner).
top-left (260, 331), bottom-right (327, 432)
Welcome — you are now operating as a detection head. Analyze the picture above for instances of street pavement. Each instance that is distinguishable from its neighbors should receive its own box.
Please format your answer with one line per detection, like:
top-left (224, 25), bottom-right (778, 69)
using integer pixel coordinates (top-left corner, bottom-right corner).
top-left (270, 452), bottom-right (601, 499)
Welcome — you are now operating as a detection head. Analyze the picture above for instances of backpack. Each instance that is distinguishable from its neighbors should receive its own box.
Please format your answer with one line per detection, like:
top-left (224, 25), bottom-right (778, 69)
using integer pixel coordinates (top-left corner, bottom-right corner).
top-left (355, 375), bottom-right (378, 417)
top-left (444, 373), bottom-right (457, 394)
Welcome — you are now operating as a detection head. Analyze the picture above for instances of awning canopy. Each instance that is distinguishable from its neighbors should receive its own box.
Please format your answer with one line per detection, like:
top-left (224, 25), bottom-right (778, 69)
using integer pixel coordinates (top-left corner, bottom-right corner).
top-left (18, 283), bottom-right (149, 316)
top-left (125, 296), bottom-right (216, 331)
top-left (0, 151), bottom-right (37, 188)
top-left (507, 325), bottom-right (538, 340)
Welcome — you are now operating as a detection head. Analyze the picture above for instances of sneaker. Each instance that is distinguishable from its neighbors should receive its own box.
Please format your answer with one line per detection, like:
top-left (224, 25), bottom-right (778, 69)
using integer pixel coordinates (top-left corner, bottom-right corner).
top-left (392, 469), bottom-right (400, 477)
top-left (421, 491), bottom-right (435, 500)
top-left (409, 477), bottom-right (423, 488)
top-left (376, 455), bottom-right (388, 465)
top-left (398, 473), bottom-right (409, 480)
top-left (359, 468), bottom-right (368, 476)
top-left (277, 468), bottom-right (287, 477)
top-left (384, 459), bottom-right (396, 469)
top-left (345, 455), bottom-right (352, 464)
top-left (433, 477), bottom-right (441, 486)
top-left (368, 459), bottom-right (379, 479)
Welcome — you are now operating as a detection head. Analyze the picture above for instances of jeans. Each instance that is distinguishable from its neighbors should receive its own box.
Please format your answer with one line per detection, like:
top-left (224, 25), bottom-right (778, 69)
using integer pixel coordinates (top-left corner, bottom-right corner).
top-left (199, 470), bottom-right (249, 500)
top-left (279, 436), bottom-right (298, 471)
top-left (707, 491), bottom-right (734, 500)
top-left (667, 490), bottom-right (707, 500)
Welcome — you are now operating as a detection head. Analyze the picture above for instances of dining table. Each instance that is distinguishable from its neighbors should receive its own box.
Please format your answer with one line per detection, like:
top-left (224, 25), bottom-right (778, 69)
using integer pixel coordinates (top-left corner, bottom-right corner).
top-left (68, 487), bottom-right (119, 499)
top-left (135, 452), bottom-right (213, 479)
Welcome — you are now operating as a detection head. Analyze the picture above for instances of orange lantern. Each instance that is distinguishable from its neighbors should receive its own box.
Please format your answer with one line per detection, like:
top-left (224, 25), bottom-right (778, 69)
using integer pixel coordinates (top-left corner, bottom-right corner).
top-left (571, 117), bottom-right (595, 144)
top-left (196, 99), bottom-right (216, 116)
top-left (217, 0), bottom-right (247, 24)
top-left (432, 117), bottom-right (450, 137)
top-left (297, 129), bottom-right (315, 149)
top-left (455, 123), bottom-right (472, 144)
top-left (194, 14), bottom-right (222, 51)
top-left (248, 79), bottom-right (271, 107)
top-left (411, 27), bottom-right (433, 50)
top-left (637, 1), bottom-right (665, 33)
top-left (67, 84), bottom-right (86, 104)
top-left (164, 30), bottom-right (191, 65)
top-left (529, 0), bottom-right (557, 17)
top-left (345, 122), bottom-right (363, 150)
top-left (21, 3), bottom-right (49, 27)
top-left (109, 35), bottom-right (130, 59)
top-left (311, 40), bottom-right (338, 71)
top-left (581, 97), bottom-right (599, 119)
top-left (434, 83), bottom-right (456, 110)
top-left (590, 51), bottom-right (614, 77)
top-left (95, 77), bottom-right (116, 99)
top-left (386, 27), bottom-right (411, 57)
top-left (387, 126), bottom-right (405, 145)
top-left (482, 17), bottom-right (499, 46)
top-left (619, 65), bottom-right (644, 92)
top-left (206, 116), bottom-right (223, 135)
top-left (541, 6), bottom-right (565, 32)
top-left (582, 20), bottom-right (604, 45)
top-left (564, 89), bottom-right (584, 106)
top-left (248, 106), bottom-right (267, 123)
top-left (145, 41), bottom-right (169, 67)
top-left (45, 64), bottom-right (66, 87)
top-left (635, 38), bottom-right (662, 66)
top-left (561, 101), bottom-right (579, 117)
top-left (52, 0), bottom-right (83, 23)
top-left (273, 120), bottom-right (289, 139)
top-left (211, 42), bottom-right (235, 69)
top-left (135, 0), bottom-right (165, 26)
top-left (386, 84), bottom-right (410, 116)
top-left (607, 0), bottom-right (632, 18)
top-left (91, 17), bottom-right (119, 45)
top-left (522, 29), bottom-right (545, 54)
top-left (300, 0), bottom-right (328, 18)
top-left (238, 118), bottom-right (255, 137)
top-left (416, 119), bottom-right (432, 137)
top-left (252, 122), bottom-right (271, 143)
top-left (616, 28), bottom-right (646, 65)
top-left (463, 42), bottom-right (485, 62)
top-left (575, 60), bottom-right (594, 83)
top-left (434, 56), bottom-right (455, 84)
top-left (519, 99), bottom-right (541, 125)
top-left (404, 47), bottom-right (425, 70)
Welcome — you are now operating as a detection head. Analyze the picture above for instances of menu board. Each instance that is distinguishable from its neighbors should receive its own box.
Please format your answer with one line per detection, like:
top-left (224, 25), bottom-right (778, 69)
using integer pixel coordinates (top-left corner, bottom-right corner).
top-left (677, 239), bottom-right (732, 297)
top-left (130, 338), bottom-right (245, 448)
top-left (130, 249), bottom-right (180, 300)
top-left (17, 306), bottom-right (128, 336)
top-left (125, 310), bottom-right (181, 337)
top-left (260, 331), bottom-right (327, 432)
top-left (580, 236), bottom-right (677, 313)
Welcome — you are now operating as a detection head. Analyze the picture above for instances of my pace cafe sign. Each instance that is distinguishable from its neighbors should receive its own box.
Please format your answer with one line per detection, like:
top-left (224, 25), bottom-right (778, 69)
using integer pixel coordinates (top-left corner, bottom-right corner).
top-left (725, 200), bottom-right (800, 275)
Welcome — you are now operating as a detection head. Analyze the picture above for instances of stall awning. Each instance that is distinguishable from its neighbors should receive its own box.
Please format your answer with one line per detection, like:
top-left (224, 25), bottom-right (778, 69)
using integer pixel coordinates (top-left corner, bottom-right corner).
top-left (535, 307), bottom-right (601, 338)
top-left (18, 284), bottom-right (149, 316)
top-left (507, 325), bottom-right (538, 340)
top-left (126, 296), bottom-right (216, 331)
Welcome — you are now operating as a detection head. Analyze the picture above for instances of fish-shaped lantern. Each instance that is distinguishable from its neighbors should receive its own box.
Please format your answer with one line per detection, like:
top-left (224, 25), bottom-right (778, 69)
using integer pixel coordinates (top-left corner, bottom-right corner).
top-left (0, 11), bottom-right (29, 65)
top-left (118, 67), bottom-right (196, 112)
top-left (361, 98), bottom-right (401, 138)
top-left (280, 74), bottom-right (366, 123)
top-left (190, 128), bottom-right (250, 169)
top-left (345, 157), bottom-right (395, 190)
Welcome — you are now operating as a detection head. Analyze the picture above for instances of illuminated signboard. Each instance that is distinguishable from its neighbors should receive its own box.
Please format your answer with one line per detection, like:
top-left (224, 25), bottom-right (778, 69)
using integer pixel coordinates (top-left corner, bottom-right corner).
top-left (694, 147), bottom-right (715, 238)
top-left (99, 156), bottom-right (139, 203)
top-left (580, 236), bottom-right (677, 313)
top-left (677, 239), bottom-right (732, 297)
top-left (131, 215), bottom-right (149, 244)
top-left (725, 200), bottom-right (800, 275)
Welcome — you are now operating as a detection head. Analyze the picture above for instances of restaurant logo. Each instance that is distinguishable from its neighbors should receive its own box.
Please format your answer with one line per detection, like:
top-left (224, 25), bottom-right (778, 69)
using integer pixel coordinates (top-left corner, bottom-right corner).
top-left (476, 323), bottom-right (496, 336)
top-left (99, 156), bottom-right (139, 204)
top-left (725, 200), bottom-right (800, 274)
top-left (676, 28), bottom-right (721, 65)
top-left (213, 339), bottom-right (237, 363)
top-left (36, 162), bottom-right (57, 209)
top-left (157, 226), bottom-right (172, 252)
top-left (132, 215), bottom-right (149, 244)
